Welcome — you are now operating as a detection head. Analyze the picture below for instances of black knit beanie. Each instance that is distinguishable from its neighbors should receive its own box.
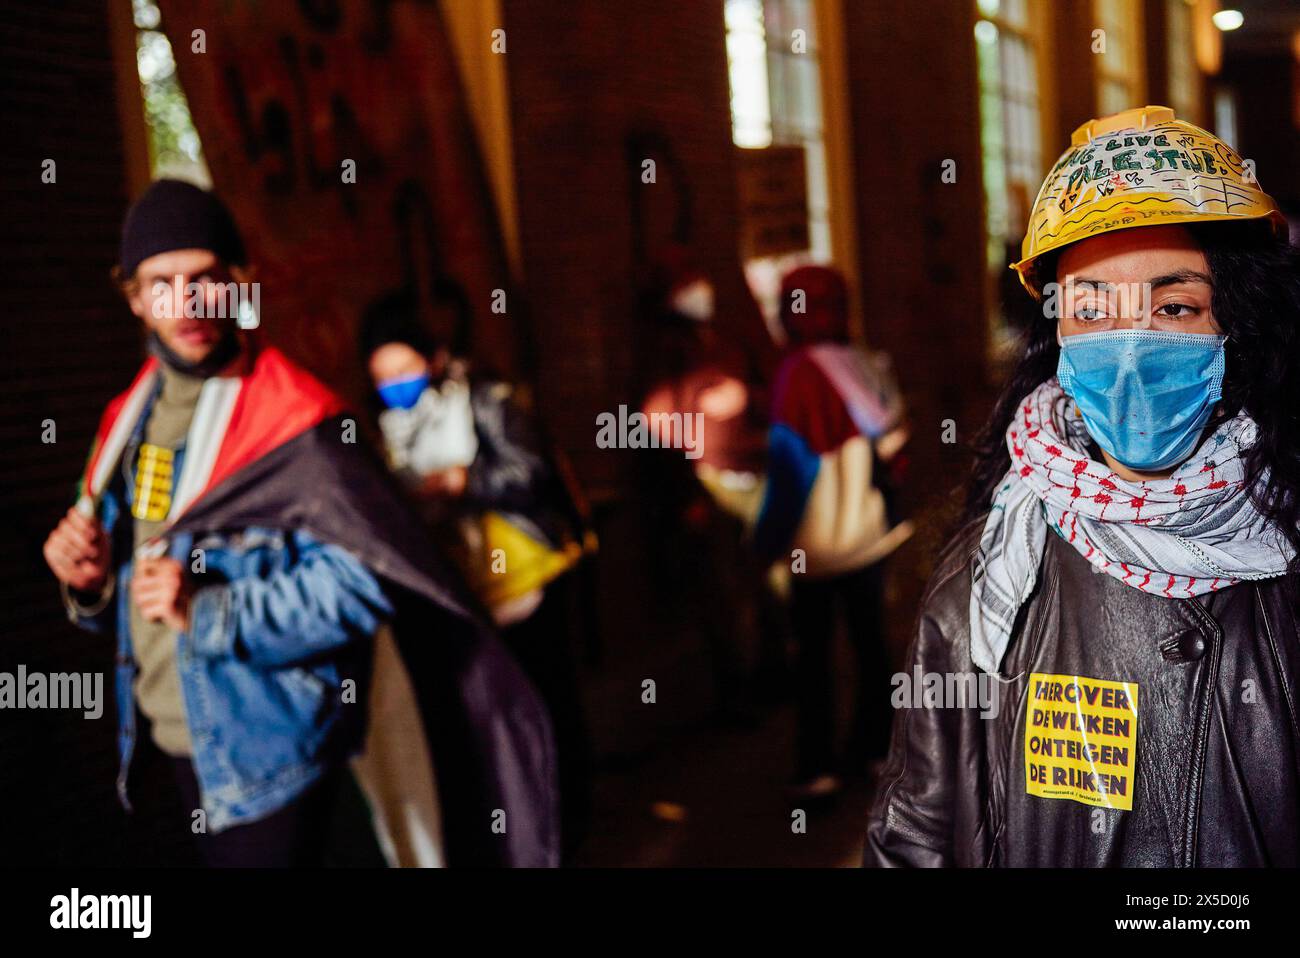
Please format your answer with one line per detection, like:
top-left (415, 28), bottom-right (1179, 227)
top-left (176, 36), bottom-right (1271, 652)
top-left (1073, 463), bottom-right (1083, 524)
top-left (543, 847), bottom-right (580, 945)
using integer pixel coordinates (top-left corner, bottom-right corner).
top-left (119, 179), bottom-right (246, 278)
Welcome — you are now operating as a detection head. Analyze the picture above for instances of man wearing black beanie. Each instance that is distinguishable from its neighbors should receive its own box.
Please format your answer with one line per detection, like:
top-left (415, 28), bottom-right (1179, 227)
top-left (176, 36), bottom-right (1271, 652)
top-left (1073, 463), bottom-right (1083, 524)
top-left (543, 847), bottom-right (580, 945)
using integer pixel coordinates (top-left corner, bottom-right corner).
top-left (113, 179), bottom-right (250, 376)
top-left (43, 179), bottom-right (559, 867)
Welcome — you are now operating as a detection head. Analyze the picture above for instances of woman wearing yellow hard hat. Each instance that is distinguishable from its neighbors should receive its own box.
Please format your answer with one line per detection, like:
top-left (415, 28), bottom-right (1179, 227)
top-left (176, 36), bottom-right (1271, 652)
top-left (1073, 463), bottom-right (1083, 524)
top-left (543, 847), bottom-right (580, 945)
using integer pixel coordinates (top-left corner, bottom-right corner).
top-left (865, 106), bottom-right (1300, 867)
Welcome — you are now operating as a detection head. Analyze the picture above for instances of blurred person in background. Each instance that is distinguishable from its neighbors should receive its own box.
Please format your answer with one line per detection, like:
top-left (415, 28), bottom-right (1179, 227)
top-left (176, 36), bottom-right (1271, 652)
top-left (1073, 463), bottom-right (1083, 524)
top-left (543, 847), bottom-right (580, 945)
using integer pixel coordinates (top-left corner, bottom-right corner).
top-left (755, 264), bottom-right (912, 799)
top-left (361, 292), bottom-right (594, 856)
top-left (867, 106), bottom-right (1300, 867)
top-left (639, 244), bottom-right (787, 719)
top-left (43, 180), bottom-right (558, 867)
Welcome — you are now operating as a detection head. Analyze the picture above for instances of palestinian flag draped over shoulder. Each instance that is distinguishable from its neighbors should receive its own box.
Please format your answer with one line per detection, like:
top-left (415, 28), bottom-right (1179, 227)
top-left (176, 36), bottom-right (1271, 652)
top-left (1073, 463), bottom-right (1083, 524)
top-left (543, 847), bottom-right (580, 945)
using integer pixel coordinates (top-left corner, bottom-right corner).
top-left (80, 339), bottom-right (560, 868)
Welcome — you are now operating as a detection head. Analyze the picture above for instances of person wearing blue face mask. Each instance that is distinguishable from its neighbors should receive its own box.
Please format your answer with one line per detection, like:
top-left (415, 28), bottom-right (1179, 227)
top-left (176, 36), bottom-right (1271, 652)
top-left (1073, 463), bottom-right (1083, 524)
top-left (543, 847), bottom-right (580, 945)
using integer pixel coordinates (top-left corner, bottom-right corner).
top-left (1055, 325), bottom-right (1225, 473)
top-left (360, 291), bottom-right (596, 858)
top-left (376, 370), bottom-right (433, 412)
top-left (369, 332), bottom-right (480, 497)
top-left (865, 107), bottom-right (1300, 868)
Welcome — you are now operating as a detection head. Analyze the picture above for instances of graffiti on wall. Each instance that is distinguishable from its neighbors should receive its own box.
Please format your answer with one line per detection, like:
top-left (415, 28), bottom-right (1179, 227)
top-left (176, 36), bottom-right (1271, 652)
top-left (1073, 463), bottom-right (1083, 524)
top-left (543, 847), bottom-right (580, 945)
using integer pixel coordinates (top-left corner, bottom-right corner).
top-left (158, 0), bottom-right (516, 399)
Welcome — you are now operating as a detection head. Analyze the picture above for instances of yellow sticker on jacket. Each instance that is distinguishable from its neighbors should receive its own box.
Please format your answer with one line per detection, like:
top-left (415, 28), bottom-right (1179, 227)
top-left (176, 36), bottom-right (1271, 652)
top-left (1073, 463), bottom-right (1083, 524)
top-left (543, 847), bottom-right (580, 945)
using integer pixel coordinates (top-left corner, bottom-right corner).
top-left (1025, 672), bottom-right (1138, 811)
top-left (132, 443), bottom-right (174, 522)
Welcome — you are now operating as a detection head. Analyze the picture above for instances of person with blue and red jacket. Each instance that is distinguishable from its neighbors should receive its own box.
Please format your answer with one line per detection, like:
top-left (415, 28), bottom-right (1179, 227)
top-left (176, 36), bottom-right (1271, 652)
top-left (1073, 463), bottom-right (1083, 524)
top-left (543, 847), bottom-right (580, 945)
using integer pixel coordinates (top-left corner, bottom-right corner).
top-left (754, 264), bottom-right (913, 798)
top-left (42, 180), bottom-right (558, 867)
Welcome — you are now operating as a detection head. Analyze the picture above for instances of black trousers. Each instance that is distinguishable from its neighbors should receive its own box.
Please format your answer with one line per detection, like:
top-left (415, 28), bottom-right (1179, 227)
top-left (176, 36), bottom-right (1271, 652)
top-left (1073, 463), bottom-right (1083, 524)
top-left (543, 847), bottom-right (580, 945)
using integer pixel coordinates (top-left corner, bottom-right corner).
top-left (499, 574), bottom-right (594, 858)
top-left (788, 561), bottom-right (893, 779)
top-left (168, 753), bottom-right (342, 868)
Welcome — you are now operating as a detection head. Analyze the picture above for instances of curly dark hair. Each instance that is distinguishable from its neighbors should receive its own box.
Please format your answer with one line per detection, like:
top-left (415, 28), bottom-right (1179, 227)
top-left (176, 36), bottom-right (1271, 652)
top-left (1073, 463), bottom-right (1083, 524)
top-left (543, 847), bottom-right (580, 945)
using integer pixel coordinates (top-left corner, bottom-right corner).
top-left (962, 220), bottom-right (1300, 592)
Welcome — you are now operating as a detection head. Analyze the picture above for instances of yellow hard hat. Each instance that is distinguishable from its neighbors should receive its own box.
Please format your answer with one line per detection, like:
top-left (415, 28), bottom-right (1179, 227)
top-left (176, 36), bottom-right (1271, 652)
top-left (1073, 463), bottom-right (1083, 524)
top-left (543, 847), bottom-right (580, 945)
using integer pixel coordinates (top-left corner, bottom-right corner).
top-left (1012, 105), bottom-right (1285, 294)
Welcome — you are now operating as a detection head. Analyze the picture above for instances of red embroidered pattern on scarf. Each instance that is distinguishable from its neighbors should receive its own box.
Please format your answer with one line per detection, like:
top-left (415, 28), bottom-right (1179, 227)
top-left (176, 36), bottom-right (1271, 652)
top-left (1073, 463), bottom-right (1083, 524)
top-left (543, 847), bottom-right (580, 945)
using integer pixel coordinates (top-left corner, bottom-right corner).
top-left (1009, 391), bottom-right (1243, 598)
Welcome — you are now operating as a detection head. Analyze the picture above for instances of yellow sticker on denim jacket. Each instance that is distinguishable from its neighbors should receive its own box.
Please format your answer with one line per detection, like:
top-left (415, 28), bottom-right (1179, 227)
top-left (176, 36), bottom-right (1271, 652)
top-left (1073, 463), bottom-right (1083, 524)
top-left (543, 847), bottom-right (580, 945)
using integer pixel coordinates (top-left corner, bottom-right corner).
top-left (132, 443), bottom-right (174, 522)
top-left (1025, 673), bottom-right (1138, 811)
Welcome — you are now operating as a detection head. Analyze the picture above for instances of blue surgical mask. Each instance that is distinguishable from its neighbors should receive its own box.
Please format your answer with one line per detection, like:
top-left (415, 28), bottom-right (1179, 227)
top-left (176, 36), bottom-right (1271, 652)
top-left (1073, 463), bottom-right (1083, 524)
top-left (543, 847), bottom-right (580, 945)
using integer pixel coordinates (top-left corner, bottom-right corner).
top-left (1056, 329), bottom-right (1226, 472)
top-left (376, 372), bottom-right (430, 410)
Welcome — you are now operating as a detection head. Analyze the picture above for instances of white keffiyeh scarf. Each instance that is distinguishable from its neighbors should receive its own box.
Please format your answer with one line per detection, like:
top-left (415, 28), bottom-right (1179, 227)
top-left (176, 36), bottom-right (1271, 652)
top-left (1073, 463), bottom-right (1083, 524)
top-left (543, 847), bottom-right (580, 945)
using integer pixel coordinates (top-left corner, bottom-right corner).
top-left (970, 378), bottom-right (1293, 676)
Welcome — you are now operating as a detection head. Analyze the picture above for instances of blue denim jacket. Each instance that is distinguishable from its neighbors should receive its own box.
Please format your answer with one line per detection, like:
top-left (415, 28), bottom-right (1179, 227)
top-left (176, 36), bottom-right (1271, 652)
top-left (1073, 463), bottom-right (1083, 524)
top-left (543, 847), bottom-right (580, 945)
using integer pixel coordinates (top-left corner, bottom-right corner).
top-left (65, 396), bottom-right (392, 832)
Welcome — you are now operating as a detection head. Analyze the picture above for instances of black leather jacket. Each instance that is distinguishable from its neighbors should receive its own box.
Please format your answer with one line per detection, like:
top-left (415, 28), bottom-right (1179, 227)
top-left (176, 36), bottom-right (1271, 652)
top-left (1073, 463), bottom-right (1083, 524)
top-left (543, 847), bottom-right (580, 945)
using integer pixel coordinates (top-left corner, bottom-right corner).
top-left (865, 516), bottom-right (1300, 867)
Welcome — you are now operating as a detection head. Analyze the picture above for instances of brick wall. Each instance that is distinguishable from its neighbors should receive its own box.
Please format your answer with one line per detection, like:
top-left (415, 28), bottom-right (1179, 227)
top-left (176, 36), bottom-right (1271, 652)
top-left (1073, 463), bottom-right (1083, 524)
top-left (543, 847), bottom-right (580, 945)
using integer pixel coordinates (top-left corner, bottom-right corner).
top-left (841, 0), bottom-right (993, 658)
top-left (502, 0), bottom-right (763, 498)
top-left (499, 1), bottom-right (775, 755)
top-left (0, 0), bottom-right (195, 864)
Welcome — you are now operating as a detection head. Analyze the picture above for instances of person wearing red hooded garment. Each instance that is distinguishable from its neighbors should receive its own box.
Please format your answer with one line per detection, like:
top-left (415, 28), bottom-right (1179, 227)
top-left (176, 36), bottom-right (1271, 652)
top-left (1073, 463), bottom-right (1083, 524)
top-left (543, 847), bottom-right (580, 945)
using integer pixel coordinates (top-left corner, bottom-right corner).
top-left (755, 264), bottom-right (912, 798)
